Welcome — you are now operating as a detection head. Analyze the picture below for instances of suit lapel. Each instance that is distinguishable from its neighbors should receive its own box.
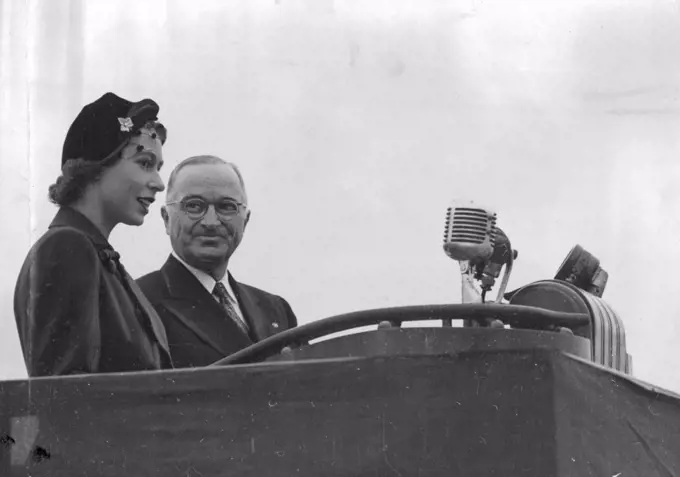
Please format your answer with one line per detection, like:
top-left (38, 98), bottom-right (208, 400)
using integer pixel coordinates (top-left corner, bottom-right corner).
top-left (229, 274), bottom-right (280, 342)
top-left (160, 257), bottom-right (252, 357)
top-left (125, 273), bottom-right (171, 357)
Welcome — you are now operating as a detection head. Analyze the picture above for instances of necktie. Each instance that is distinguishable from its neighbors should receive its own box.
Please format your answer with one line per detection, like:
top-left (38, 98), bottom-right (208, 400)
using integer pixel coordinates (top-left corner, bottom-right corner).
top-left (212, 282), bottom-right (250, 336)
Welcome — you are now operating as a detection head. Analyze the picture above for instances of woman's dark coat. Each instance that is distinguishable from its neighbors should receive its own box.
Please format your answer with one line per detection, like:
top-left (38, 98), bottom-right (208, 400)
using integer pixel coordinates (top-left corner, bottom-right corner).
top-left (13, 207), bottom-right (172, 377)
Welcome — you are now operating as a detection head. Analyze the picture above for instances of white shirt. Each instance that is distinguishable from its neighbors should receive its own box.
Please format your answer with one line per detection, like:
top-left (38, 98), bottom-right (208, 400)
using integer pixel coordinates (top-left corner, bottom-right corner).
top-left (171, 251), bottom-right (248, 329)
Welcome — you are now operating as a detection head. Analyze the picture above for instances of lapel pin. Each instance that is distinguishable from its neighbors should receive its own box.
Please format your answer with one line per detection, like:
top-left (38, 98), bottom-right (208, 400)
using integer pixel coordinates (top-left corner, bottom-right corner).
top-left (272, 322), bottom-right (279, 328)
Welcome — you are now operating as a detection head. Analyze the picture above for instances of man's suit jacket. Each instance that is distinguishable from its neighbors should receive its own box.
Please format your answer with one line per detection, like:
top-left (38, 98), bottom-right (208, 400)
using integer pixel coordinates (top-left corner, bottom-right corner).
top-left (14, 207), bottom-right (172, 377)
top-left (136, 255), bottom-right (298, 368)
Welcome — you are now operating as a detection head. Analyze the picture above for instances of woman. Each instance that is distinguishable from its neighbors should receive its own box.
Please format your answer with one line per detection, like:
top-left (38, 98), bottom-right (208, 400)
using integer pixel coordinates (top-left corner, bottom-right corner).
top-left (14, 92), bottom-right (173, 377)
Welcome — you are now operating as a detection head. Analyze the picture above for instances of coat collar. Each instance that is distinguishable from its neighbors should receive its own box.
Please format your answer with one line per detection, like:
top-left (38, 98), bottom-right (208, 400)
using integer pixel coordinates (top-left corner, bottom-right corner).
top-left (49, 207), bottom-right (111, 248)
top-left (227, 274), bottom-right (274, 342)
top-left (161, 255), bottom-right (254, 306)
top-left (160, 255), bottom-right (272, 343)
top-left (159, 255), bottom-right (254, 355)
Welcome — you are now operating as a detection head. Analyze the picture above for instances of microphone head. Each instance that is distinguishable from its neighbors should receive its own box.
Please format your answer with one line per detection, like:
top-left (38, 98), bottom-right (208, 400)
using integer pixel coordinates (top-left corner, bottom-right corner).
top-left (443, 199), bottom-right (497, 262)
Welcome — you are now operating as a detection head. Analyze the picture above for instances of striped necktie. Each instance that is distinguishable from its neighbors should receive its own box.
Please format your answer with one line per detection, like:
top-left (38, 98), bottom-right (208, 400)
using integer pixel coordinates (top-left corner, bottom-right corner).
top-left (212, 282), bottom-right (250, 336)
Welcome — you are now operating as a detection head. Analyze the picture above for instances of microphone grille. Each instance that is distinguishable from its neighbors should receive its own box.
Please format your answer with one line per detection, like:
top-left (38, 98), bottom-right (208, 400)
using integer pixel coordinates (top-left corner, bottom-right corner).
top-left (444, 206), bottom-right (497, 246)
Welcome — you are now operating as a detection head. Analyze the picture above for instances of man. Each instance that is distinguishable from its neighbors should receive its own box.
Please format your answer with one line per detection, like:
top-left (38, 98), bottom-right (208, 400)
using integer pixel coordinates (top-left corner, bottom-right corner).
top-left (137, 155), bottom-right (297, 368)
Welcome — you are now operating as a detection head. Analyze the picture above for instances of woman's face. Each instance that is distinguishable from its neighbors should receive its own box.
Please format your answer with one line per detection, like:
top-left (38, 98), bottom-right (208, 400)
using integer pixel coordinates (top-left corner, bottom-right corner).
top-left (98, 128), bottom-right (165, 228)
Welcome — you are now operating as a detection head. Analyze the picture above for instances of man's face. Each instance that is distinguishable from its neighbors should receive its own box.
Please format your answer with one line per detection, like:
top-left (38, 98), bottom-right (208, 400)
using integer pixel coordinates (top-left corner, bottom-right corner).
top-left (162, 162), bottom-right (249, 276)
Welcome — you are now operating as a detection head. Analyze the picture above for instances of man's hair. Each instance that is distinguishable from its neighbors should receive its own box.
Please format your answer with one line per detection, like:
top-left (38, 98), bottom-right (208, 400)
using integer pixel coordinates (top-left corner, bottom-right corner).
top-left (166, 155), bottom-right (248, 203)
top-left (50, 120), bottom-right (167, 207)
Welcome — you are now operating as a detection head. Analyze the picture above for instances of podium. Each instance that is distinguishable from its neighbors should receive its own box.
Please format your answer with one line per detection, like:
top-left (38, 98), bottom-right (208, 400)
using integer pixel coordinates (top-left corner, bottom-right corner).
top-left (2, 324), bottom-right (680, 476)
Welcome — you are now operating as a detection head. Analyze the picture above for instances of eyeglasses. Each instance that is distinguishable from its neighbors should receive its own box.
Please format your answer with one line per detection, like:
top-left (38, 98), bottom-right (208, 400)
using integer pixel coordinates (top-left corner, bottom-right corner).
top-left (166, 197), bottom-right (248, 220)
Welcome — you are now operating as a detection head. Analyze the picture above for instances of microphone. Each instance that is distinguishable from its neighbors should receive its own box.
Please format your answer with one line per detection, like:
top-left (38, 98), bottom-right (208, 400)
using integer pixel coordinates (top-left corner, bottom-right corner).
top-left (442, 200), bottom-right (517, 329)
top-left (442, 200), bottom-right (497, 263)
top-left (442, 200), bottom-right (498, 328)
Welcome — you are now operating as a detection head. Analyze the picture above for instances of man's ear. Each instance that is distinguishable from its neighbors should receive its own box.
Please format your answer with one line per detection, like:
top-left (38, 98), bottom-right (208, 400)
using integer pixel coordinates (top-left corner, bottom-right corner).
top-left (161, 206), bottom-right (170, 235)
top-left (244, 210), bottom-right (251, 229)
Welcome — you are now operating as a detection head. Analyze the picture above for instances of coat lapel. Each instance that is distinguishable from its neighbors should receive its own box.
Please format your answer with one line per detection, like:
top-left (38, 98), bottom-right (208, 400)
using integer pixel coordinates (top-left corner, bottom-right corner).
top-left (229, 274), bottom-right (280, 342)
top-left (159, 256), bottom-right (252, 356)
top-left (51, 207), bottom-right (173, 361)
top-left (125, 272), bottom-right (171, 357)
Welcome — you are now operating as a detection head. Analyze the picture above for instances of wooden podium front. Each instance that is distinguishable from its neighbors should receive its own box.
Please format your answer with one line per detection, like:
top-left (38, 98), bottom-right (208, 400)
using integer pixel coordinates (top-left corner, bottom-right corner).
top-left (1, 335), bottom-right (679, 476)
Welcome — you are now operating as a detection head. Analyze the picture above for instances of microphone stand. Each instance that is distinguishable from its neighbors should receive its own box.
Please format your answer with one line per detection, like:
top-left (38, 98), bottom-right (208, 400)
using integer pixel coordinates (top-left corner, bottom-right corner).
top-left (494, 252), bottom-right (514, 304)
top-left (460, 261), bottom-right (484, 305)
top-left (451, 256), bottom-right (514, 328)
top-left (443, 261), bottom-right (483, 327)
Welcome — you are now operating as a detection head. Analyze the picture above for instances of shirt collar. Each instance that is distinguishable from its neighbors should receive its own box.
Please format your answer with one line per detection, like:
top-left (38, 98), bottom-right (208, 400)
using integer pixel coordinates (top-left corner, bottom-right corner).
top-left (171, 250), bottom-right (237, 299)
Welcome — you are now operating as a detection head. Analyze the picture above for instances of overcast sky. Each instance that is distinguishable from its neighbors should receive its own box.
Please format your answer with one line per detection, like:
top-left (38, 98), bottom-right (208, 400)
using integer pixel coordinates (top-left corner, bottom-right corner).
top-left (2, 0), bottom-right (679, 392)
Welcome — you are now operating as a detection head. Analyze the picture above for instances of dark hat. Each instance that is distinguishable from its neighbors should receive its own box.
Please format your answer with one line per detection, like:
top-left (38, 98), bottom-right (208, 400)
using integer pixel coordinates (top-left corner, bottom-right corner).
top-left (61, 92), bottom-right (164, 166)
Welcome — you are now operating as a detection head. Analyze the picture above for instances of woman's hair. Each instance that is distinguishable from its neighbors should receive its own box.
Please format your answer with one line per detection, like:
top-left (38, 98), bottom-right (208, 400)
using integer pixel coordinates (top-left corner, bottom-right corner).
top-left (48, 121), bottom-right (167, 206)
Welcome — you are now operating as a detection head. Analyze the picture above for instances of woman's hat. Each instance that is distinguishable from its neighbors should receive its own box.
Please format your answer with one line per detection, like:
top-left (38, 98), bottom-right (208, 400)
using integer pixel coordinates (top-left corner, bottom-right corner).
top-left (61, 92), bottom-right (163, 166)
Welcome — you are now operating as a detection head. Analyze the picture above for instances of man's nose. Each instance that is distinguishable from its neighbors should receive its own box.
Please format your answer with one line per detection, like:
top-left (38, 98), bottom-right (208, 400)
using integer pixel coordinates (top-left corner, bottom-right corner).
top-left (200, 205), bottom-right (221, 225)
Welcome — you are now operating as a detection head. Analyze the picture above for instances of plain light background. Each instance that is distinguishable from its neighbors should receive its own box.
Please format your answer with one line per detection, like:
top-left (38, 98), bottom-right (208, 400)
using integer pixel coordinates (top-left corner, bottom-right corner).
top-left (1, 0), bottom-right (679, 392)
